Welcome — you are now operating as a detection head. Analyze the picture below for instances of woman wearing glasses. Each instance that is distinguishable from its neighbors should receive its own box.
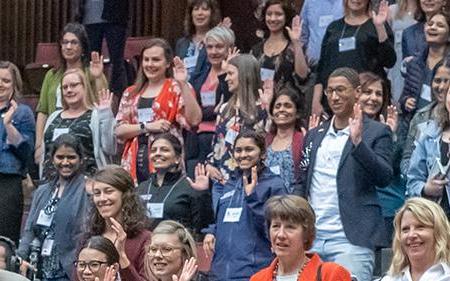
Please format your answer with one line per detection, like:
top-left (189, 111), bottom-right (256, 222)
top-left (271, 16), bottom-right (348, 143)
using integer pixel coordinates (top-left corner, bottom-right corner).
top-left (35, 22), bottom-right (107, 166)
top-left (17, 134), bottom-right (89, 281)
top-left (145, 220), bottom-right (198, 281)
top-left (84, 165), bottom-right (151, 281)
top-left (76, 236), bottom-right (120, 281)
top-left (39, 68), bottom-right (116, 180)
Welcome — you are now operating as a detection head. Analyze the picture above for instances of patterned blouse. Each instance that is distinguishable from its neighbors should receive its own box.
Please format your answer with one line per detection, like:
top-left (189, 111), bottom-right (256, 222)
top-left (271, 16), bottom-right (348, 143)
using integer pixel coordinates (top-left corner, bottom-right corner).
top-left (116, 79), bottom-right (193, 182)
top-left (43, 110), bottom-right (94, 179)
top-left (208, 102), bottom-right (269, 181)
top-left (265, 146), bottom-right (295, 193)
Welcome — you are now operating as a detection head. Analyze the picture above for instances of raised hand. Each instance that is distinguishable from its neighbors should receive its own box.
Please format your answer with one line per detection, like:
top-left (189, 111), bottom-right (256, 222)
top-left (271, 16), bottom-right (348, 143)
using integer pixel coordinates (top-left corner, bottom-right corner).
top-left (218, 17), bottom-right (232, 28)
top-left (380, 105), bottom-right (398, 132)
top-left (109, 217), bottom-right (129, 268)
top-left (258, 79), bottom-right (274, 109)
top-left (285, 15), bottom-right (302, 42)
top-left (243, 166), bottom-right (258, 196)
top-left (95, 266), bottom-right (117, 281)
top-left (89, 51), bottom-right (104, 78)
top-left (424, 175), bottom-right (448, 197)
top-left (221, 47), bottom-right (240, 71)
top-left (187, 164), bottom-right (210, 191)
top-left (95, 89), bottom-right (114, 110)
top-left (2, 99), bottom-right (17, 125)
top-left (172, 257), bottom-right (198, 281)
top-left (203, 234), bottom-right (216, 258)
top-left (173, 56), bottom-right (188, 83)
top-left (372, 0), bottom-right (389, 26)
top-left (349, 104), bottom-right (363, 145)
top-left (205, 164), bottom-right (225, 184)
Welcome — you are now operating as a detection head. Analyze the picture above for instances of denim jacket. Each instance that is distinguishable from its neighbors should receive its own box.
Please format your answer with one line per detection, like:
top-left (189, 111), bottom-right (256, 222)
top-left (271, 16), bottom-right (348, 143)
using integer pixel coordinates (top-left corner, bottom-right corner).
top-left (0, 103), bottom-right (35, 175)
top-left (406, 120), bottom-right (442, 197)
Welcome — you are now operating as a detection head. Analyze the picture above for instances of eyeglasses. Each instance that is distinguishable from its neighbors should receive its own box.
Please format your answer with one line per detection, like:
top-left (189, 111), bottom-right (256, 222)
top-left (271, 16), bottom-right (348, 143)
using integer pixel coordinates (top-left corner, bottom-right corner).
top-left (324, 86), bottom-right (352, 98)
top-left (61, 40), bottom-right (80, 46)
top-left (74, 260), bottom-right (109, 272)
top-left (62, 82), bottom-right (83, 91)
top-left (148, 245), bottom-right (183, 258)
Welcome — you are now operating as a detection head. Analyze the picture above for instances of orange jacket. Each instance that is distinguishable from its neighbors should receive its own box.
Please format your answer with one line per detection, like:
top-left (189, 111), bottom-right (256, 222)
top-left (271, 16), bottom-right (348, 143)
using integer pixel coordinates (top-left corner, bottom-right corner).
top-left (250, 253), bottom-right (351, 281)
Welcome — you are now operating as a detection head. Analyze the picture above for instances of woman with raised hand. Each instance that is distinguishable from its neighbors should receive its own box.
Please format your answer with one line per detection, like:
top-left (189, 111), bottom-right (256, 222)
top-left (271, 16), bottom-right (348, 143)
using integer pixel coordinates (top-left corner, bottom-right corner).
top-left (85, 165), bottom-right (151, 281)
top-left (0, 61), bottom-right (35, 244)
top-left (251, 0), bottom-right (308, 93)
top-left (136, 133), bottom-right (213, 240)
top-left (115, 38), bottom-right (202, 184)
top-left (189, 130), bottom-right (286, 281)
top-left (17, 134), bottom-right (89, 281)
top-left (75, 236), bottom-right (120, 281)
top-left (40, 68), bottom-right (116, 180)
top-left (145, 220), bottom-right (198, 281)
top-left (35, 22), bottom-right (107, 165)
top-left (379, 197), bottom-right (450, 280)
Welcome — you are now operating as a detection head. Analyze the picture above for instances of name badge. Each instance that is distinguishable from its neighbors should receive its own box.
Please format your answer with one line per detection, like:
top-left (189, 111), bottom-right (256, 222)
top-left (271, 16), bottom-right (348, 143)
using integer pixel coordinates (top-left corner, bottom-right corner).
top-left (223, 207), bottom-right (242, 222)
top-left (41, 239), bottom-right (54, 256)
top-left (420, 84), bottom-right (431, 102)
top-left (138, 108), bottom-right (154, 123)
top-left (225, 128), bottom-right (239, 144)
top-left (140, 194), bottom-right (152, 201)
top-left (200, 91), bottom-right (216, 107)
top-left (147, 203), bottom-right (164, 219)
top-left (339, 37), bottom-right (356, 52)
top-left (260, 68), bottom-right (275, 81)
top-left (270, 165), bottom-right (281, 175)
top-left (220, 190), bottom-right (235, 200)
top-left (184, 55), bottom-right (198, 69)
top-left (36, 210), bottom-right (54, 227)
top-left (52, 128), bottom-right (69, 141)
top-left (319, 15), bottom-right (334, 28)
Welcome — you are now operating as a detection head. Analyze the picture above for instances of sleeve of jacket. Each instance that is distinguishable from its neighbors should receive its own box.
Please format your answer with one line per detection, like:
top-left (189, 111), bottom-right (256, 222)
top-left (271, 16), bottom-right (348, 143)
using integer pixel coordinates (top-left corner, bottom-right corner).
top-left (8, 106), bottom-right (35, 164)
top-left (17, 188), bottom-right (43, 259)
top-left (299, 0), bottom-right (310, 47)
top-left (352, 125), bottom-right (393, 187)
top-left (36, 70), bottom-right (54, 114)
top-left (97, 107), bottom-right (117, 155)
top-left (190, 189), bottom-right (214, 236)
top-left (400, 114), bottom-right (420, 176)
top-left (376, 22), bottom-right (396, 69)
top-left (406, 134), bottom-right (428, 197)
top-left (316, 26), bottom-right (332, 86)
top-left (401, 26), bottom-right (413, 59)
top-left (321, 262), bottom-right (352, 281)
top-left (399, 58), bottom-right (422, 112)
top-left (120, 233), bottom-right (151, 281)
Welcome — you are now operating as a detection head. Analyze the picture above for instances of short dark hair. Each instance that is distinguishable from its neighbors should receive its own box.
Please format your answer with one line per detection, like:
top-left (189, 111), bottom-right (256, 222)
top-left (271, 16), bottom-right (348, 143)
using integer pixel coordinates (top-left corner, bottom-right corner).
top-left (79, 236), bottom-right (120, 265)
top-left (150, 133), bottom-right (183, 157)
top-left (184, 0), bottom-right (222, 37)
top-left (233, 130), bottom-right (267, 157)
top-left (329, 67), bottom-right (361, 89)
top-left (269, 86), bottom-right (304, 132)
top-left (58, 22), bottom-right (90, 71)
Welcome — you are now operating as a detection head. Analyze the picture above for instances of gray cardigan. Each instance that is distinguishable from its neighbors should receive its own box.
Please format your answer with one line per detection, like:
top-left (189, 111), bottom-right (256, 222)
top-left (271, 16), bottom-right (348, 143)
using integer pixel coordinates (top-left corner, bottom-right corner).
top-left (17, 174), bottom-right (90, 278)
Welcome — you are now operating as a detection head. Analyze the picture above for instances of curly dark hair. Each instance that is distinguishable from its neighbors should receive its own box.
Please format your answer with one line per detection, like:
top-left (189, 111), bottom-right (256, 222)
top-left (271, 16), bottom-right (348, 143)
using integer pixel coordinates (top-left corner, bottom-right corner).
top-left (184, 0), bottom-right (222, 38)
top-left (84, 165), bottom-right (150, 239)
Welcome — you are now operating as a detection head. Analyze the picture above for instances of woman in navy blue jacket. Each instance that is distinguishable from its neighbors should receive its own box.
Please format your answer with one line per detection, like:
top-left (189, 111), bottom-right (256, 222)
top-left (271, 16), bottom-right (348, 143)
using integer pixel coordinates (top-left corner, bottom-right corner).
top-left (0, 61), bottom-right (35, 244)
top-left (188, 130), bottom-right (287, 281)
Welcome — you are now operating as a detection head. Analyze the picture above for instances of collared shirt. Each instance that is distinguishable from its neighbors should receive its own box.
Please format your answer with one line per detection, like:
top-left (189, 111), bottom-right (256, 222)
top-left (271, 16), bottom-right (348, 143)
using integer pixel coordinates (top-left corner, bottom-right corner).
top-left (310, 119), bottom-right (348, 240)
top-left (300, 0), bottom-right (344, 65)
top-left (381, 263), bottom-right (450, 281)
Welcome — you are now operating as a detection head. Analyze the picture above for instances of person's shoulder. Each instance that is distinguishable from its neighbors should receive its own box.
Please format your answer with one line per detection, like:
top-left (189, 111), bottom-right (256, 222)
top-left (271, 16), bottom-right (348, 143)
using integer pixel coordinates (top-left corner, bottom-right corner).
top-left (0, 270), bottom-right (30, 281)
top-left (250, 261), bottom-right (274, 281)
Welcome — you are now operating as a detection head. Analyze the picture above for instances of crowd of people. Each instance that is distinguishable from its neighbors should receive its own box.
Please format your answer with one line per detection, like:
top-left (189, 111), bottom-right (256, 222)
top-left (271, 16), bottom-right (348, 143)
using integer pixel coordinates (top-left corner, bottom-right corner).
top-left (0, 0), bottom-right (450, 280)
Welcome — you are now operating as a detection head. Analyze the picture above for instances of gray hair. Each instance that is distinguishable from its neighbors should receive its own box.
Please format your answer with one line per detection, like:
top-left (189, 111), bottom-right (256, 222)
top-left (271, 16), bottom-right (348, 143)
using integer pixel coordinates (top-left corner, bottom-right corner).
top-left (204, 26), bottom-right (235, 47)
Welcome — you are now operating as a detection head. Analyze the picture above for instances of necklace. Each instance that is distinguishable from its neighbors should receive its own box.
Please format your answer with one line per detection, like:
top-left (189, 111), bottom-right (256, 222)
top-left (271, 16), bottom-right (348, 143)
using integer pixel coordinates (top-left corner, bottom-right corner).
top-left (273, 257), bottom-right (310, 280)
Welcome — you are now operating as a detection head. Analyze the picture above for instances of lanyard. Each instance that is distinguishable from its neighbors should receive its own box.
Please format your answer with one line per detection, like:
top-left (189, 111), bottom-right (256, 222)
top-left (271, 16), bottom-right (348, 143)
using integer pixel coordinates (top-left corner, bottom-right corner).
top-left (340, 22), bottom-right (362, 40)
top-left (44, 182), bottom-right (61, 216)
top-left (147, 176), bottom-right (185, 204)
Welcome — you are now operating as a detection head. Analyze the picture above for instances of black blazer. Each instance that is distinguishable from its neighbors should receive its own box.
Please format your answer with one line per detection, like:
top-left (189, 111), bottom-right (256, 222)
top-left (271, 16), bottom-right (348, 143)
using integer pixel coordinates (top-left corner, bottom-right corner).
top-left (75, 0), bottom-right (129, 25)
top-left (294, 116), bottom-right (393, 250)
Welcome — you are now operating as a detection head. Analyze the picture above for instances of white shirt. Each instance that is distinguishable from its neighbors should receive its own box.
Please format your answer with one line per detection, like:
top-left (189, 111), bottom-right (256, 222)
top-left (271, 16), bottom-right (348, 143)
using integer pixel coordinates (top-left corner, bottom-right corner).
top-left (310, 120), bottom-right (349, 240)
top-left (380, 263), bottom-right (450, 281)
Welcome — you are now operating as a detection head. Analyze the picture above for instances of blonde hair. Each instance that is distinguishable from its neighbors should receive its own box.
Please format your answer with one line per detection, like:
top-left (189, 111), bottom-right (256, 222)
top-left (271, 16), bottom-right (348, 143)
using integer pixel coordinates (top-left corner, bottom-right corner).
top-left (0, 61), bottom-right (23, 100)
top-left (61, 68), bottom-right (95, 110)
top-left (389, 198), bottom-right (450, 276)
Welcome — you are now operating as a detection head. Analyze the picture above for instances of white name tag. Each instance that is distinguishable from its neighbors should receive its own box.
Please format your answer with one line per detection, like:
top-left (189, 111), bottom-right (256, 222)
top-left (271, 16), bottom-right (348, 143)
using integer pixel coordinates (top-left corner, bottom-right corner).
top-left (147, 203), bottom-right (164, 219)
top-left (36, 210), bottom-right (54, 227)
top-left (225, 129), bottom-right (239, 144)
top-left (339, 37), bottom-right (356, 52)
top-left (420, 84), bottom-right (431, 102)
top-left (184, 55), bottom-right (198, 69)
top-left (52, 128), bottom-right (70, 141)
top-left (200, 91), bottom-right (216, 107)
top-left (270, 165), bottom-right (281, 175)
top-left (319, 15), bottom-right (334, 28)
top-left (223, 207), bottom-right (242, 222)
top-left (140, 194), bottom-right (152, 201)
top-left (260, 68), bottom-right (276, 81)
top-left (220, 190), bottom-right (235, 200)
top-left (41, 239), bottom-right (54, 256)
top-left (138, 108), bottom-right (154, 123)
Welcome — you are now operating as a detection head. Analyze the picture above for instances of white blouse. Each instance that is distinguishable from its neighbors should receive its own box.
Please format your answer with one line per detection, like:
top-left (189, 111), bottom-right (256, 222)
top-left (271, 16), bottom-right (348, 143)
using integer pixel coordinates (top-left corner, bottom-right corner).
top-left (380, 263), bottom-right (450, 281)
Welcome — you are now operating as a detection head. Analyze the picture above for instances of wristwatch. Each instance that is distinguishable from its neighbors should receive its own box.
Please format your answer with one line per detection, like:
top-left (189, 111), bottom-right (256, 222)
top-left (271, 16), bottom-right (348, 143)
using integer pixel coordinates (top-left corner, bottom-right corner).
top-left (139, 122), bottom-right (146, 134)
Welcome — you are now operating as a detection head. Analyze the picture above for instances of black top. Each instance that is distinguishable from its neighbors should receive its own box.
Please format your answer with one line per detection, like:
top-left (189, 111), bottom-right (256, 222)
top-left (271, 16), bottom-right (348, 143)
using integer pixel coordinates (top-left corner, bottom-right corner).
top-left (316, 17), bottom-right (396, 86)
top-left (137, 170), bottom-right (214, 241)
